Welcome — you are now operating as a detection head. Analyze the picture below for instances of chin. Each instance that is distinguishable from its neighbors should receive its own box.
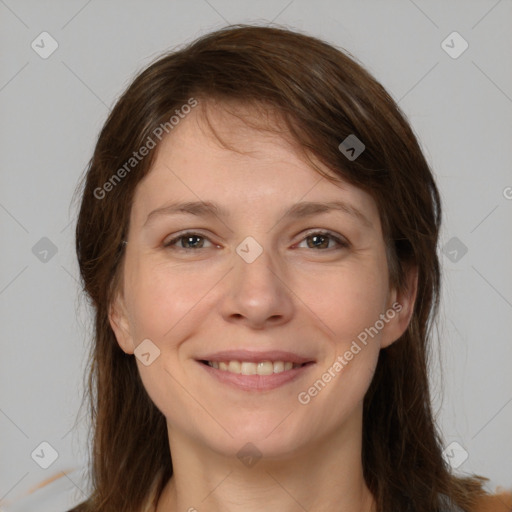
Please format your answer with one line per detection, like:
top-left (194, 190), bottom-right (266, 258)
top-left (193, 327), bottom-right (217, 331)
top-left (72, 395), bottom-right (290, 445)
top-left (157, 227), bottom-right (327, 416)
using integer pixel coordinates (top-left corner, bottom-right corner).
top-left (201, 415), bottom-right (315, 461)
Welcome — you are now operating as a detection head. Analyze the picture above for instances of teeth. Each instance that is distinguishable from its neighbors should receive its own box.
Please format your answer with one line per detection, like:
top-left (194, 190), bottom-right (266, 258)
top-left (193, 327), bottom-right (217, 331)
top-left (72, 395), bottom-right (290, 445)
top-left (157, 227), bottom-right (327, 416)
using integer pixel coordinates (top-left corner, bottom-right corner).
top-left (228, 361), bottom-right (241, 373)
top-left (273, 361), bottom-right (285, 373)
top-left (206, 360), bottom-right (302, 375)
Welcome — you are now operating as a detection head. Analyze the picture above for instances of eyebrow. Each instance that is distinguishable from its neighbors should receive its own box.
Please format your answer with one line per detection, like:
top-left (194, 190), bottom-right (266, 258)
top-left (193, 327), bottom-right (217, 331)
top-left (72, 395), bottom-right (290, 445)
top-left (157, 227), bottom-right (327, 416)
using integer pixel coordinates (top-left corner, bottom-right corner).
top-left (143, 200), bottom-right (372, 228)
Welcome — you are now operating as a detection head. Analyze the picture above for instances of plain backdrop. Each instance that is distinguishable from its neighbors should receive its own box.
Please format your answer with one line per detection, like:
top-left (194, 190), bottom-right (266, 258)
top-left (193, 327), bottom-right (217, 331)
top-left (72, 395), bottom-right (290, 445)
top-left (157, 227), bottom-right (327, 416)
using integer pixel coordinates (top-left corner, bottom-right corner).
top-left (1, 0), bottom-right (511, 510)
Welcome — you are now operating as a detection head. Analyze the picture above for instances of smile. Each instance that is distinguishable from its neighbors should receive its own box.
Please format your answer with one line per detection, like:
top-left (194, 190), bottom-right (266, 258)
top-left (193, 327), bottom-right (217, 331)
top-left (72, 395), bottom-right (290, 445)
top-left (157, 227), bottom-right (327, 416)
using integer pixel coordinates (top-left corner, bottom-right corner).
top-left (203, 360), bottom-right (305, 375)
top-left (196, 351), bottom-right (316, 391)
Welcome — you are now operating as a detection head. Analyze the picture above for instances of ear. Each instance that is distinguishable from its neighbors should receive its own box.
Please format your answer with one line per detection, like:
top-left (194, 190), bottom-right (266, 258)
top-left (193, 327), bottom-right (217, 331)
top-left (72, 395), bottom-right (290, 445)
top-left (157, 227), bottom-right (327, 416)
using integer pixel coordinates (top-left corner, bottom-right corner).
top-left (380, 264), bottom-right (418, 349)
top-left (109, 291), bottom-right (135, 354)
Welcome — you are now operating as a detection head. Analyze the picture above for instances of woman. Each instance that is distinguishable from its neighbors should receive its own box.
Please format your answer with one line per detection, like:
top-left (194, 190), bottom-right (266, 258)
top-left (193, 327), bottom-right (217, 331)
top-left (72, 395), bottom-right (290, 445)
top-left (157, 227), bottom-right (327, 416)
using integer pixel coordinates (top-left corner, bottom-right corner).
top-left (70, 25), bottom-right (509, 512)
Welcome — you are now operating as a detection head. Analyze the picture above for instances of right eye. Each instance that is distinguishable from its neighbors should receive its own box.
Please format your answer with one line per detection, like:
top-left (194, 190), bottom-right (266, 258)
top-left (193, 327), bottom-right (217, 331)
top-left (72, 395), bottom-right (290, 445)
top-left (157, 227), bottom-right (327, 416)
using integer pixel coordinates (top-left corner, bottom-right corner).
top-left (163, 231), bottom-right (217, 251)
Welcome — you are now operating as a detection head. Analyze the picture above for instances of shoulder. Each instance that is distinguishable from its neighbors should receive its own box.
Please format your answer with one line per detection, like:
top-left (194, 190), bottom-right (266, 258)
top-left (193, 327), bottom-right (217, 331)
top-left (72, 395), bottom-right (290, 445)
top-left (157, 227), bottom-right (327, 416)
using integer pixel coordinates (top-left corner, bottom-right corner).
top-left (471, 490), bottom-right (512, 512)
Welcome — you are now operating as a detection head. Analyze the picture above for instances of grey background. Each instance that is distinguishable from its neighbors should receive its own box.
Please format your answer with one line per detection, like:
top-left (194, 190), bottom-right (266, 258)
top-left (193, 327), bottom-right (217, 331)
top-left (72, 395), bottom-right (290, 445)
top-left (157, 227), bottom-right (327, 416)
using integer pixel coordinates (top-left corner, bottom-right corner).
top-left (1, 0), bottom-right (511, 509)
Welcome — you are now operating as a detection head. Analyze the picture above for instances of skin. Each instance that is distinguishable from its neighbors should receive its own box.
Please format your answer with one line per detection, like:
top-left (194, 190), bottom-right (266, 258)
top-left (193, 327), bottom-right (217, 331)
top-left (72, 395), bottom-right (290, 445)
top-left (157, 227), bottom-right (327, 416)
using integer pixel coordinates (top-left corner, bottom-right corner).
top-left (109, 101), bottom-right (417, 512)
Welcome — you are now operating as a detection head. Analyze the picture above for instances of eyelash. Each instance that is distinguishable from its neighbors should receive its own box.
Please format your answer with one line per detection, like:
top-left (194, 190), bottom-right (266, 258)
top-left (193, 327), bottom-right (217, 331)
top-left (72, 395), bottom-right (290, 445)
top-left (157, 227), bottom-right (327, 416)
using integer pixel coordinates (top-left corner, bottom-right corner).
top-left (163, 230), bottom-right (350, 252)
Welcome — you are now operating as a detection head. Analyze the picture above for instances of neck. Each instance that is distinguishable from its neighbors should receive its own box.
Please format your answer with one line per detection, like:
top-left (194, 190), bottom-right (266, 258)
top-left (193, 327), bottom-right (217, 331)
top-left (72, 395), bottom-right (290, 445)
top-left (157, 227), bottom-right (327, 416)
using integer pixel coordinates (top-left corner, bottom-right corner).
top-left (156, 407), bottom-right (375, 512)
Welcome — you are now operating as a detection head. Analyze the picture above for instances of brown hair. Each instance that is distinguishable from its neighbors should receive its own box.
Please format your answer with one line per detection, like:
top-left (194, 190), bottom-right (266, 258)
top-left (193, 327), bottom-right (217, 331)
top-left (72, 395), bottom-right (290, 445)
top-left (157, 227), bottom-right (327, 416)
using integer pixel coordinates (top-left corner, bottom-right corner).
top-left (73, 24), bottom-right (489, 512)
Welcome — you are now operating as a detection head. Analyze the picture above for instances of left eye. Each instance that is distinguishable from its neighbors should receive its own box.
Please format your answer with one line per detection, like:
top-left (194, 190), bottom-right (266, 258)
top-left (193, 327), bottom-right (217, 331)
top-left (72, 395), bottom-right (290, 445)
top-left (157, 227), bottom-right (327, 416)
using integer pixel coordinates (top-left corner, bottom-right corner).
top-left (295, 231), bottom-right (349, 250)
top-left (163, 230), bottom-right (348, 251)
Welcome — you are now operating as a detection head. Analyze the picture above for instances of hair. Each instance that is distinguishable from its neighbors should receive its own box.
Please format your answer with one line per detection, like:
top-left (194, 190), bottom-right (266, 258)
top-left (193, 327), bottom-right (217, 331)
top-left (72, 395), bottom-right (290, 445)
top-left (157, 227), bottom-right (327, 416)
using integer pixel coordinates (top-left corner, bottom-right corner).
top-left (73, 24), bottom-right (490, 512)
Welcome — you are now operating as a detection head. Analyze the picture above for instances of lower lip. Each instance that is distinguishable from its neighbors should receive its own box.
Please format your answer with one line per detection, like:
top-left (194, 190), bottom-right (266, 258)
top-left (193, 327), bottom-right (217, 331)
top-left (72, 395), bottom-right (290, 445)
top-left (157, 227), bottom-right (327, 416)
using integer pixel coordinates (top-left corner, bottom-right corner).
top-left (197, 361), bottom-right (315, 391)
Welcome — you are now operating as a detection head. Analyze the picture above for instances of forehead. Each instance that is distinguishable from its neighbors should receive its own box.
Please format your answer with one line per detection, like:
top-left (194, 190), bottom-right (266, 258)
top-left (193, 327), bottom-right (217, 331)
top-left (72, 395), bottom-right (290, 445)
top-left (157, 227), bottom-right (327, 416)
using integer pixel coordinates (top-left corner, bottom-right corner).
top-left (157, 100), bottom-right (317, 175)
top-left (131, 101), bottom-right (381, 227)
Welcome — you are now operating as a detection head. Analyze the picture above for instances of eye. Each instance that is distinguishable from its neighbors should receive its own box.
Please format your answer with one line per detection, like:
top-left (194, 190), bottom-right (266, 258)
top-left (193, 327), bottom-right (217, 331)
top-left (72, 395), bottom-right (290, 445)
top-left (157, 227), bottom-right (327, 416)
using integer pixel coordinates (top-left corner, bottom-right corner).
top-left (163, 231), bottom-right (216, 250)
top-left (295, 230), bottom-right (349, 250)
top-left (162, 229), bottom-right (349, 252)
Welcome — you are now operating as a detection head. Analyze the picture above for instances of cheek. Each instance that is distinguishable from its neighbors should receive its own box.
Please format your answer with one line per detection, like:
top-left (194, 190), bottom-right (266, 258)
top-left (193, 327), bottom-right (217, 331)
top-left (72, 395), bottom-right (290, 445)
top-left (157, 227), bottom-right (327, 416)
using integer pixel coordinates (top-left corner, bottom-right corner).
top-left (315, 263), bottom-right (389, 405)
top-left (302, 261), bottom-right (390, 343)
top-left (123, 263), bottom-right (207, 419)
top-left (125, 260), bottom-right (209, 343)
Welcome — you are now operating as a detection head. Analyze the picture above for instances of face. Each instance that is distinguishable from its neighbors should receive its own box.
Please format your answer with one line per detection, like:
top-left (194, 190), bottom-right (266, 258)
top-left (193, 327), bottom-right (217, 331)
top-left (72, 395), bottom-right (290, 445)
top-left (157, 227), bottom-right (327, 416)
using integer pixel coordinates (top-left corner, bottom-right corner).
top-left (109, 102), bottom-right (415, 459)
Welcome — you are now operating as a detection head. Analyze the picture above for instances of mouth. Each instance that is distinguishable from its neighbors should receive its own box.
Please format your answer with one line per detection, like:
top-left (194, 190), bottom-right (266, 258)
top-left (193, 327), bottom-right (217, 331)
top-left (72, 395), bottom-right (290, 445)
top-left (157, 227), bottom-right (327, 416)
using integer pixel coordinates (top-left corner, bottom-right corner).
top-left (195, 351), bottom-right (316, 391)
top-left (199, 360), bottom-right (310, 375)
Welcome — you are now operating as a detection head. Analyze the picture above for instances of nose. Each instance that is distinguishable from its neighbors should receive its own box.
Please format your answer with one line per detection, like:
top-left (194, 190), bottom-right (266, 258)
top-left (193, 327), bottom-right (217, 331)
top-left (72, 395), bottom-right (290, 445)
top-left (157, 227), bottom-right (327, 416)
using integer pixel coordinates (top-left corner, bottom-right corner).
top-left (219, 245), bottom-right (295, 330)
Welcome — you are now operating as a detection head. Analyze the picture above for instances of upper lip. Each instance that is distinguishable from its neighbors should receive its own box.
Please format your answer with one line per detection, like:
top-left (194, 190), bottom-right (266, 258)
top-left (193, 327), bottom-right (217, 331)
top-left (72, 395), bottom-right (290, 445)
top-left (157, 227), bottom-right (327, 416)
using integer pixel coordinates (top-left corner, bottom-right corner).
top-left (196, 350), bottom-right (315, 364)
